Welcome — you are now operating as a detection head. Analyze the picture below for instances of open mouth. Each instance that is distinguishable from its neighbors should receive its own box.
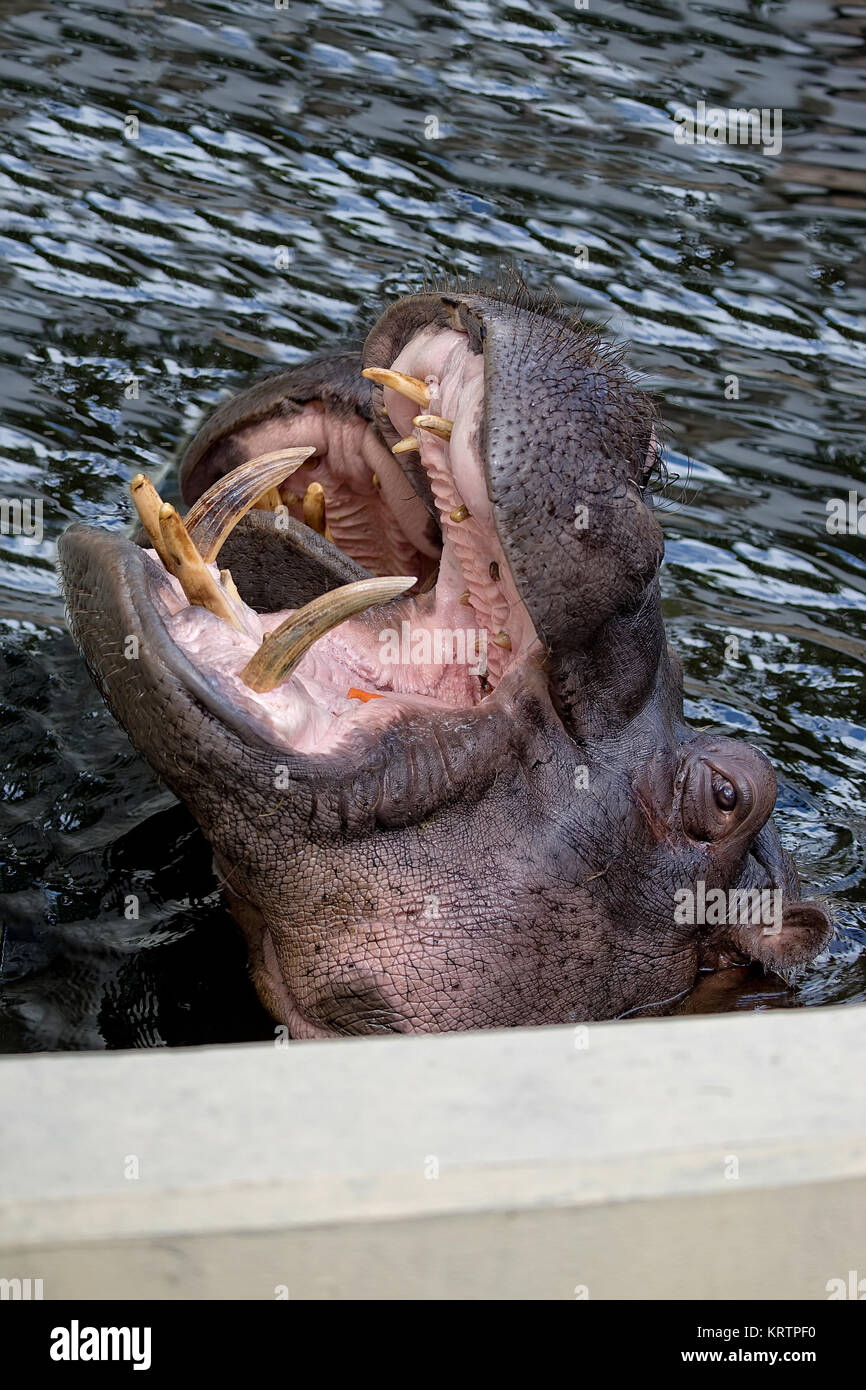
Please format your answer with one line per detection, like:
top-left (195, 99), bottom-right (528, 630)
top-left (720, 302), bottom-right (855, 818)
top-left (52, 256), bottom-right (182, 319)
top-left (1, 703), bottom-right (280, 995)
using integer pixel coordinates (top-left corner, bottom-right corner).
top-left (130, 322), bottom-right (539, 756)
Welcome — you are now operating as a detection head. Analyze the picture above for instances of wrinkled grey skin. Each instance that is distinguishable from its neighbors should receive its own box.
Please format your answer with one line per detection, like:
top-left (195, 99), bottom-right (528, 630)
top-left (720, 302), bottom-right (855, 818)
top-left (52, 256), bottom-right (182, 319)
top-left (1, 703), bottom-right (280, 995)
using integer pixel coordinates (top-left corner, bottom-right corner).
top-left (59, 285), bottom-right (832, 1036)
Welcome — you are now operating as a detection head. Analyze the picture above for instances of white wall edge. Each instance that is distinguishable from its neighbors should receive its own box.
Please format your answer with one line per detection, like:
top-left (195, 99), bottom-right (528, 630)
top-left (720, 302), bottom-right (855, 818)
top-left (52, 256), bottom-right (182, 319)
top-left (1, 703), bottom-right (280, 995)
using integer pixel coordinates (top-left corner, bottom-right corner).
top-left (1, 1005), bottom-right (864, 1298)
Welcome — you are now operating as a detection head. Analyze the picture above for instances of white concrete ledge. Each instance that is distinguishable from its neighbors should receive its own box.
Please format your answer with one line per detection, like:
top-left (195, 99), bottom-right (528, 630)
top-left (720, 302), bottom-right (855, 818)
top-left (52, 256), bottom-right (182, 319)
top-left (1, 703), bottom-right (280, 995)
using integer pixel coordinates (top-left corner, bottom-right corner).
top-left (1, 1005), bottom-right (864, 1298)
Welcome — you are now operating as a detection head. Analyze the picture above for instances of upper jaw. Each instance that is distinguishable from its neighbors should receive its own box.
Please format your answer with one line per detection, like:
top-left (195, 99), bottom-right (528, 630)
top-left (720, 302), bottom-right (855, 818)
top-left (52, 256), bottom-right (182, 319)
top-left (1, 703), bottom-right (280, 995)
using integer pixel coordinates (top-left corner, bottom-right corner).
top-left (364, 286), bottom-right (669, 731)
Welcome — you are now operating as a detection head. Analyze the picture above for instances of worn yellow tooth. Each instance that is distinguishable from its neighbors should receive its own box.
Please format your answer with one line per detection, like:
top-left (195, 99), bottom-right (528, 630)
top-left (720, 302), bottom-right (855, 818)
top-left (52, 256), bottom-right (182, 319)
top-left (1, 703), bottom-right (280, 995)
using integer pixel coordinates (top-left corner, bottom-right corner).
top-left (371, 472), bottom-right (380, 488)
top-left (491, 631), bottom-right (512, 650)
top-left (183, 448), bottom-right (314, 563)
top-left (240, 576), bottom-right (415, 693)
top-left (450, 503), bottom-right (471, 523)
top-left (489, 561), bottom-right (500, 581)
top-left (392, 436), bottom-right (420, 455)
top-left (253, 486), bottom-right (282, 511)
top-left (303, 482), bottom-right (327, 536)
top-left (458, 590), bottom-right (471, 605)
top-left (413, 414), bottom-right (453, 441)
top-left (130, 474), bottom-right (173, 569)
top-left (220, 568), bottom-right (242, 605)
top-left (158, 504), bottom-right (245, 631)
top-left (362, 367), bottom-right (431, 408)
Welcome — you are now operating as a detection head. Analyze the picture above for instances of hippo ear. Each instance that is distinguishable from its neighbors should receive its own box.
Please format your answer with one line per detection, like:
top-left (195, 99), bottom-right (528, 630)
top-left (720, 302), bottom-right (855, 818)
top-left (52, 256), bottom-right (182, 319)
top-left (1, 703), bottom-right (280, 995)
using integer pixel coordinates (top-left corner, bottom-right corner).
top-left (717, 900), bottom-right (832, 980)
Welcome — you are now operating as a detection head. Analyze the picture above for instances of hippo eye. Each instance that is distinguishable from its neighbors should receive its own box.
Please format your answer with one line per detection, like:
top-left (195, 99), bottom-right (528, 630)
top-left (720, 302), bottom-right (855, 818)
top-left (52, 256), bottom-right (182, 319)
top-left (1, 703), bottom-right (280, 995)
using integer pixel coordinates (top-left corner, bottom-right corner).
top-left (712, 774), bottom-right (737, 812)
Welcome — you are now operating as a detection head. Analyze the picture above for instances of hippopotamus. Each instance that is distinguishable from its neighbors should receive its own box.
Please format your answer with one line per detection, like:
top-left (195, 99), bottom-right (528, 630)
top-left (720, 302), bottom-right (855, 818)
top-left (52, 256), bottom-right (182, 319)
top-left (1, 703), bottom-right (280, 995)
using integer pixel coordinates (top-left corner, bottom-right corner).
top-left (58, 283), bottom-right (832, 1036)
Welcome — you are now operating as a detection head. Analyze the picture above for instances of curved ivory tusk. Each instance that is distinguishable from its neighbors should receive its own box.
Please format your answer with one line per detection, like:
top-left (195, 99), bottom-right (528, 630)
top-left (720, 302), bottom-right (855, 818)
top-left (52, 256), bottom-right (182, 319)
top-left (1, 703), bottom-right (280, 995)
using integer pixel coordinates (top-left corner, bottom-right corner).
top-left (183, 448), bottom-right (315, 562)
top-left (240, 576), bottom-right (415, 693)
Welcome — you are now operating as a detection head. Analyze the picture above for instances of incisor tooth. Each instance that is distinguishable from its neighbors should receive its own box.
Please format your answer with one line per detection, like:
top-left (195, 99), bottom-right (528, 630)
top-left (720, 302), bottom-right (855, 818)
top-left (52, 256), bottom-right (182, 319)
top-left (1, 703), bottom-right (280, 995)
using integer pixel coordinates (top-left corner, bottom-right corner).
top-left (362, 367), bottom-right (431, 408)
top-left (220, 569), bottom-right (242, 605)
top-left (392, 437), bottom-right (419, 455)
top-left (130, 474), bottom-right (173, 569)
top-left (184, 448), bottom-right (315, 562)
top-left (158, 504), bottom-right (246, 631)
top-left (240, 576), bottom-right (415, 693)
top-left (413, 414), bottom-right (453, 441)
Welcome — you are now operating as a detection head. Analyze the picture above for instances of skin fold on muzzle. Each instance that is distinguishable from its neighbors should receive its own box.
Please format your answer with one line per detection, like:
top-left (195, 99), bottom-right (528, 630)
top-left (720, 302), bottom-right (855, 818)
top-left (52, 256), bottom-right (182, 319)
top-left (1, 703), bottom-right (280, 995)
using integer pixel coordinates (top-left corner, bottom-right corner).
top-left (58, 280), bottom-right (833, 1037)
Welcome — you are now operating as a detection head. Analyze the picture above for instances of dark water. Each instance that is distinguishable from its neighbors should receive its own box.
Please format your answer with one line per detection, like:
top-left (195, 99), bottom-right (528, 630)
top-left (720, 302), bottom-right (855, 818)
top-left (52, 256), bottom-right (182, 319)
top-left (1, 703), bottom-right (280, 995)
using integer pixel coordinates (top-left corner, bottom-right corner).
top-left (0, 0), bottom-right (863, 1050)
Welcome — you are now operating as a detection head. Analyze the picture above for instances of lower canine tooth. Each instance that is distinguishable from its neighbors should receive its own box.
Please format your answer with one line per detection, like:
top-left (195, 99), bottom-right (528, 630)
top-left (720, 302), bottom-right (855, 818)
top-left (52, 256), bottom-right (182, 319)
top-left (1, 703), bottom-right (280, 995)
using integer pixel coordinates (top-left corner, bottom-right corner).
top-left (413, 414), bottom-right (453, 441)
top-left (158, 504), bottom-right (246, 631)
top-left (491, 631), bottom-right (512, 650)
top-left (450, 504), bottom-right (470, 523)
top-left (362, 367), bottom-right (431, 408)
top-left (240, 576), bottom-right (416, 693)
top-left (184, 448), bottom-right (314, 562)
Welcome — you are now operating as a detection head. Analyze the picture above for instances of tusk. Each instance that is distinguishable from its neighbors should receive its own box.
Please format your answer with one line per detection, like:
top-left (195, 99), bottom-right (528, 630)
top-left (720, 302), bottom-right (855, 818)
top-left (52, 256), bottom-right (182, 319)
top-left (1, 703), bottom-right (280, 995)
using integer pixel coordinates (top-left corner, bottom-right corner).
top-left (362, 367), bottom-right (431, 408)
top-left (183, 448), bottom-right (315, 563)
top-left (130, 474), bottom-right (173, 569)
top-left (240, 576), bottom-right (416, 693)
top-left (392, 436), bottom-right (420, 455)
top-left (413, 414), bottom-right (452, 441)
top-left (158, 504), bottom-right (246, 631)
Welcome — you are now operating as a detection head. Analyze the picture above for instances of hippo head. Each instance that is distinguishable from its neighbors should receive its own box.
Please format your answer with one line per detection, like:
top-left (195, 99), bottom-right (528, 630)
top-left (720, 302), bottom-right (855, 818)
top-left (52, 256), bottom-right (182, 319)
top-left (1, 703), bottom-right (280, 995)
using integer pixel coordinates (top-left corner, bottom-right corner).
top-left (58, 284), bottom-right (832, 1035)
